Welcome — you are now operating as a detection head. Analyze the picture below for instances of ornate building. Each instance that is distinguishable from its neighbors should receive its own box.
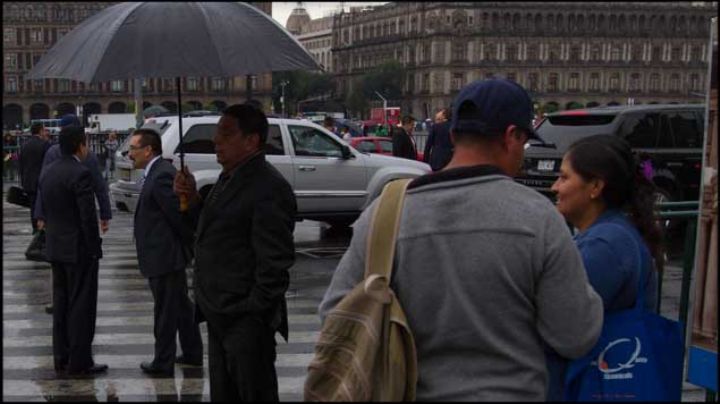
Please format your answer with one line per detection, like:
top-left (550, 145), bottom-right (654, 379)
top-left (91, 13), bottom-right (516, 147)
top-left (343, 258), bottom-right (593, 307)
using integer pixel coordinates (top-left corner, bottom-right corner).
top-left (2, 2), bottom-right (273, 130)
top-left (292, 10), bottom-right (334, 72)
top-left (331, 2), bottom-right (717, 119)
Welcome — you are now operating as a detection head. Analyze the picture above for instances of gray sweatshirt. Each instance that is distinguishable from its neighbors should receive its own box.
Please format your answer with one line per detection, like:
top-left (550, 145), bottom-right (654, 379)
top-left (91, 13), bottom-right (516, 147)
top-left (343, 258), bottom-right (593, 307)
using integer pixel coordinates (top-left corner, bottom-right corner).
top-left (319, 167), bottom-right (603, 401)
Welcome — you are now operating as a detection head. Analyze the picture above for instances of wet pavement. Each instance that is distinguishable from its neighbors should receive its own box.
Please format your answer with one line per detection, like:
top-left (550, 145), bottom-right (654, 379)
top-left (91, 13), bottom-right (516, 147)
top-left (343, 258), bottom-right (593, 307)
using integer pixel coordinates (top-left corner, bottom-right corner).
top-left (2, 181), bottom-right (707, 401)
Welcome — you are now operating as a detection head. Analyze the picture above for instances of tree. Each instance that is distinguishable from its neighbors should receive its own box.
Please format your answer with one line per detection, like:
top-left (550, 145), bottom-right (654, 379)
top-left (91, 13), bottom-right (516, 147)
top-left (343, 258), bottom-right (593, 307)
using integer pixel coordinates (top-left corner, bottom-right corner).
top-left (359, 61), bottom-right (405, 101)
top-left (271, 70), bottom-right (335, 115)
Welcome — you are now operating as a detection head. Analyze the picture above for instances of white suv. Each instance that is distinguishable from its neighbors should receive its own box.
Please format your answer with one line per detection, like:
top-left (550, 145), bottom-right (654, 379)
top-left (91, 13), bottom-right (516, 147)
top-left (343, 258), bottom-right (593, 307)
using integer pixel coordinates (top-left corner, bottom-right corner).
top-left (109, 115), bottom-right (430, 227)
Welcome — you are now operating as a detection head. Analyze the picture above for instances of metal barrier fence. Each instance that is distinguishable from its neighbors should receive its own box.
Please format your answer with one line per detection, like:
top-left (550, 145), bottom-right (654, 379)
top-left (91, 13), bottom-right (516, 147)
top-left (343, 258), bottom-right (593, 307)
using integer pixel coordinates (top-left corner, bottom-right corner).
top-left (656, 201), bottom-right (716, 402)
top-left (2, 132), bottom-right (131, 182)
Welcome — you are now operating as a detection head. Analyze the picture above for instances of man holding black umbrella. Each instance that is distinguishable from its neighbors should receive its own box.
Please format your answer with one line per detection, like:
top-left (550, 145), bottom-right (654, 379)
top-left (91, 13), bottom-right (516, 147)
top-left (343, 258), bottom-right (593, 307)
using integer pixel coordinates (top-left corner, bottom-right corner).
top-left (174, 104), bottom-right (296, 401)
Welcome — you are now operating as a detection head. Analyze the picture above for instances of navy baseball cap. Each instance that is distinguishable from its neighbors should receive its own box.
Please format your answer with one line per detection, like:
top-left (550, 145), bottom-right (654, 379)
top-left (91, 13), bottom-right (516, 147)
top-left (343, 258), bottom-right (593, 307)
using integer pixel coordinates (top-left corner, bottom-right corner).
top-left (59, 114), bottom-right (81, 128)
top-left (450, 79), bottom-right (542, 141)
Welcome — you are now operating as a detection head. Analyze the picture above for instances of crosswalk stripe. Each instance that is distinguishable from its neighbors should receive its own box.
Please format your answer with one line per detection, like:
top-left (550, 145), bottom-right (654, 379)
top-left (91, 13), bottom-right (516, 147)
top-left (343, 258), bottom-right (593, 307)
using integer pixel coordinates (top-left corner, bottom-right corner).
top-left (3, 314), bottom-right (321, 329)
top-left (3, 299), bottom-right (320, 314)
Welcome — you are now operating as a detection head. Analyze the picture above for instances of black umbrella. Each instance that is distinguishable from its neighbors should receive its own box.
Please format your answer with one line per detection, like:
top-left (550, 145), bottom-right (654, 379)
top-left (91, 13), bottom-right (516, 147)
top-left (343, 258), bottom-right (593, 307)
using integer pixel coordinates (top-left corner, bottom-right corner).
top-left (27, 2), bottom-right (320, 206)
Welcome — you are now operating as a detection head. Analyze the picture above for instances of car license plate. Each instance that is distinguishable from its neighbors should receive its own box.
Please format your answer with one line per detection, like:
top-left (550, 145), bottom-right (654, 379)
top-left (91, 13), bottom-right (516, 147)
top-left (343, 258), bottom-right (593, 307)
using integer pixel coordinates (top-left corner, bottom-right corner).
top-left (537, 160), bottom-right (555, 171)
top-left (119, 168), bottom-right (131, 181)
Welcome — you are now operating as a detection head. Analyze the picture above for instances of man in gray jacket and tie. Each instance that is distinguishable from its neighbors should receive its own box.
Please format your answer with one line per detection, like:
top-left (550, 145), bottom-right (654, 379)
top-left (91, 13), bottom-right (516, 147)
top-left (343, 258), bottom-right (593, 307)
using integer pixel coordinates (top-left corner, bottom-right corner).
top-left (128, 128), bottom-right (203, 376)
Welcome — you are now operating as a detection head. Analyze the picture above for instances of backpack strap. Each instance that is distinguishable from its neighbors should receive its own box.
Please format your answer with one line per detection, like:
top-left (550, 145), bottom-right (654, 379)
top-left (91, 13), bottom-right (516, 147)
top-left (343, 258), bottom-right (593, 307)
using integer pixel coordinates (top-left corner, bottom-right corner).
top-left (364, 178), bottom-right (413, 282)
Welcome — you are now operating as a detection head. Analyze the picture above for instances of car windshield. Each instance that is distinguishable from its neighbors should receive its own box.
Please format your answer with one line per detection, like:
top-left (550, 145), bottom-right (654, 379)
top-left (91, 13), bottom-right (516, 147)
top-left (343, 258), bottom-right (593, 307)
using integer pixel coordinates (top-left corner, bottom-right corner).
top-left (118, 118), bottom-right (173, 154)
top-left (531, 114), bottom-right (617, 152)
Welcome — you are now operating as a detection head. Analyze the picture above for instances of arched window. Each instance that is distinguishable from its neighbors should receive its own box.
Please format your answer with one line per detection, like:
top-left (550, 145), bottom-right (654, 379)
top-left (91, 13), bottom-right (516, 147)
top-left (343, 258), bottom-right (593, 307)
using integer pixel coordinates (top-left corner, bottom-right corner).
top-left (610, 45), bottom-right (621, 61)
top-left (629, 73), bottom-right (641, 92)
top-left (669, 74), bottom-right (680, 92)
top-left (650, 73), bottom-right (661, 91)
top-left (548, 72), bottom-right (559, 92)
top-left (609, 73), bottom-right (620, 91)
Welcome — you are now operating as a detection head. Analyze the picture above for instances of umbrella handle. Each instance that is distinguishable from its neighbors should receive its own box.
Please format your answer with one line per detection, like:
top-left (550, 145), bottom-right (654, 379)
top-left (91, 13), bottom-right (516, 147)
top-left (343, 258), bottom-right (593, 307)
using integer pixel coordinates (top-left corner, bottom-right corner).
top-left (179, 194), bottom-right (189, 212)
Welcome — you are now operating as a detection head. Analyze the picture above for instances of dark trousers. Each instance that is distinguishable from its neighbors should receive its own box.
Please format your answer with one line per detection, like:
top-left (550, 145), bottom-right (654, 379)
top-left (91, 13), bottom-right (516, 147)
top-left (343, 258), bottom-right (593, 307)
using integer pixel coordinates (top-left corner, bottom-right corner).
top-left (52, 257), bottom-right (99, 372)
top-left (27, 191), bottom-right (38, 233)
top-left (148, 270), bottom-right (203, 368)
top-left (207, 316), bottom-right (279, 402)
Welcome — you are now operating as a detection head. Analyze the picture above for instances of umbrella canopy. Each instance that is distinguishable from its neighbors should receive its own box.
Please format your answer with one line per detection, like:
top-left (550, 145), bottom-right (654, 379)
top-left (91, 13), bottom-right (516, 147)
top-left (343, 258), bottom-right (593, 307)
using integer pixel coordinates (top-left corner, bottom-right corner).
top-left (27, 2), bottom-right (320, 82)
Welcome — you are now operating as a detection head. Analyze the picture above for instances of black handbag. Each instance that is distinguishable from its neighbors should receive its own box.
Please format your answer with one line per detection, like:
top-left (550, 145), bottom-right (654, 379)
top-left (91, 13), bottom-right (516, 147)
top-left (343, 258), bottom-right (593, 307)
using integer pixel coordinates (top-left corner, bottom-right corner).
top-left (7, 185), bottom-right (30, 208)
top-left (25, 229), bottom-right (48, 262)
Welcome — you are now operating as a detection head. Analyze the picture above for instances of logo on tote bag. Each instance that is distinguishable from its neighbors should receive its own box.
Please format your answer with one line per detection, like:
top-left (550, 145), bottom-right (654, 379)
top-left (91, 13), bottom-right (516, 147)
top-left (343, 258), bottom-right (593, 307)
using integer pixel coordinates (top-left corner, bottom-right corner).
top-left (590, 337), bottom-right (648, 380)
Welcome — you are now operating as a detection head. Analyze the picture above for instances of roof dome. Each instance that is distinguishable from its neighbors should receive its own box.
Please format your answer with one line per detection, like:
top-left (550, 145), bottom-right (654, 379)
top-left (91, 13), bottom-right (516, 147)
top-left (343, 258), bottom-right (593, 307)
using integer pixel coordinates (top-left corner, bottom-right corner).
top-left (286, 5), bottom-right (311, 35)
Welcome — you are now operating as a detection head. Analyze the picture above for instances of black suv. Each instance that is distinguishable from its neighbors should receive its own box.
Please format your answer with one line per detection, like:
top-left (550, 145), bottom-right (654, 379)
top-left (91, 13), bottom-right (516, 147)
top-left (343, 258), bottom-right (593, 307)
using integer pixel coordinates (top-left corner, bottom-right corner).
top-left (517, 104), bottom-right (705, 203)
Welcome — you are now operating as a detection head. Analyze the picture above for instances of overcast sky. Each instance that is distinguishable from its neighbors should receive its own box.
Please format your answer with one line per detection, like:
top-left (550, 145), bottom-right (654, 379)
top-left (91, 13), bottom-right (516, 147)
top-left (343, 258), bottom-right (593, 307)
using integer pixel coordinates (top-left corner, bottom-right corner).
top-left (272, 2), bottom-right (387, 27)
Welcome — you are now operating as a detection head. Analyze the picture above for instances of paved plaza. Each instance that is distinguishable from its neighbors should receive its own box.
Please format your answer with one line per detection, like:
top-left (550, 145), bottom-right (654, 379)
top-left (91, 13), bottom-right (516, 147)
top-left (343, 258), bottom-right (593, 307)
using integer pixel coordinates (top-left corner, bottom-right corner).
top-left (1, 182), bottom-right (708, 401)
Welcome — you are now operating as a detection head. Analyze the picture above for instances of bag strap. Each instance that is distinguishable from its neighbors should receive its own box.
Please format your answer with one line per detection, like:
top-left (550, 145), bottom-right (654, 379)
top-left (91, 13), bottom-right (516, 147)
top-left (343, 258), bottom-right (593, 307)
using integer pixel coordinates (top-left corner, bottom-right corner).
top-left (364, 178), bottom-right (413, 280)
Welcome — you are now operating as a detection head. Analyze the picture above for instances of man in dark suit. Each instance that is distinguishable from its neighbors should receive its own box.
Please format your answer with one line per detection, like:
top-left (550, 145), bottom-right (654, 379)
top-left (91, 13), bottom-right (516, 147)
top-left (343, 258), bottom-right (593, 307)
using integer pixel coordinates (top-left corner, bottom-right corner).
top-left (423, 108), bottom-right (454, 172)
top-left (128, 128), bottom-right (203, 376)
top-left (19, 122), bottom-right (50, 233)
top-left (38, 126), bottom-right (107, 375)
top-left (392, 115), bottom-right (418, 160)
top-left (174, 104), bottom-right (296, 401)
top-left (36, 114), bottom-right (112, 315)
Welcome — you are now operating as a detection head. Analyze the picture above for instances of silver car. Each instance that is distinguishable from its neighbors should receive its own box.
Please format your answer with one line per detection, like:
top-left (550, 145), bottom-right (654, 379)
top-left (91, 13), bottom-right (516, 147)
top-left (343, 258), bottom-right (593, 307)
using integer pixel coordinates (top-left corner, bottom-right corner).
top-left (110, 115), bottom-right (430, 227)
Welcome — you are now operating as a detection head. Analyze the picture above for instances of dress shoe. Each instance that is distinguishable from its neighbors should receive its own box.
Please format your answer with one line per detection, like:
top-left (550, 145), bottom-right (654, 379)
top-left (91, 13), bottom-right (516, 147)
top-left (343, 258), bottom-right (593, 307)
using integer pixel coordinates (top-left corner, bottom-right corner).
top-left (175, 355), bottom-right (203, 367)
top-left (45, 305), bottom-right (53, 314)
top-left (67, 363), bottom-right (108, 375)
top-left (140, 361), bottom-right (174, 376)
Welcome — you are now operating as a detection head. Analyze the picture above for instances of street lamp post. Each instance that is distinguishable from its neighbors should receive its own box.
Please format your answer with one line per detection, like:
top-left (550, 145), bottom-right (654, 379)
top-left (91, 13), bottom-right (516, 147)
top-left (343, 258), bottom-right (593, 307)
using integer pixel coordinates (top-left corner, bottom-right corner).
top-left (280, 80), bottom-right (289, 117)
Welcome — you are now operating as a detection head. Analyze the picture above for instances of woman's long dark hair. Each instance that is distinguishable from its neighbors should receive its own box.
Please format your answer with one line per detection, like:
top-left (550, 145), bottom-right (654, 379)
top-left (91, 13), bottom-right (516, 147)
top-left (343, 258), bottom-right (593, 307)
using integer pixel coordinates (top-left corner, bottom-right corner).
top-left (566, 134), bottom-right (664, 273)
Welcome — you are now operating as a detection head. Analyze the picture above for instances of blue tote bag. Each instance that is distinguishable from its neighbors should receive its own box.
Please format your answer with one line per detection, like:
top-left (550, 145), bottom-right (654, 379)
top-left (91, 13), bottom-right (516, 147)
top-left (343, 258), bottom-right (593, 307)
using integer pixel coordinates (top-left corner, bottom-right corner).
top-left (564, 231), bottom-right (684, 401)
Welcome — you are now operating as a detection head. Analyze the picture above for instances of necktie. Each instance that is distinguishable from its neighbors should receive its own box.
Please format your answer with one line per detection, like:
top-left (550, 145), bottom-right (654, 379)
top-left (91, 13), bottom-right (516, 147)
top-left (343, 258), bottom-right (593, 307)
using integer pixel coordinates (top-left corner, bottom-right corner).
top-left (206, 173), bottom-right (230, 206)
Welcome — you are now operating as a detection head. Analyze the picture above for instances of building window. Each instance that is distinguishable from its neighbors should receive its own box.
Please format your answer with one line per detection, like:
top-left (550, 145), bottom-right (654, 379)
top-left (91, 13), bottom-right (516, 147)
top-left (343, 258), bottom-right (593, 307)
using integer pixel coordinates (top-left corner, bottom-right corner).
top-left (421, 43), bottom-right (431, 63)
top-left (591, 45), bottom-right (601, 61)
top-left (486, 43), bottom-right (496, 61)
top-left (669, 74), bottom-right (680, 92)
top-left (569, 72), bottom-right (580, 91)
top-left (631, 45), bottom-right (643, 62)
top-left (4, 28), bottom-right (17, 45)
top-left (570, 46), bottom-right (581, 62)
top-left (452, 42), bottom-right (466, 62)
top-left (506, 44), bottom-right (518, 62)
top-left (610, 46), bottom-right (621, 61)
top-left (6, 76), bottom-right (18, 93)
top-left (4, 53), bottom-right (17, 69)
top-left (485, 72), bottom-right (495, 79)
top-left (111, 80), bottom-right (125, 92)
top-left (211, 77), bottom-right (225, 91)
top-left (652, 46), bottom-right (662, 61)
top-left (58, 79), bottom-right (70, 93)
top-left (527, 44), bottom-right (538, 61)
top-left (33, 79), bottom-right (43, 92)
top-left (650, 73), bottom-right (661, 92)
top-left (451, 72), bottom-right (464, 91)
top-left (609, 73), bottom-right (620, 91)
top-left (690, 46), bottom-right (701, 62)
top-left (671, 46), bottom-right (681, 62)
top-left (162, 78), bottom-right (174, 91)
top-left (690, 74), bottom-right (701, 92)
top-left (549, 47), bottom-right (559, 62)
top-left (422, 73), bottom-right (430, 92)
top-left (589, 73), bottom-right (600, 91)
top-left (30, 28), bottom-right (43, 43)
top-left (528, 72), bottom-right (538, 91)
top-left (186, 77), bottom-right (198, 91)
top-left (506, 72), bottom-right (516, 82)
top-left (629, 73), bottom-right (641, 92)
top-left (548, 72), bottom-right (559, 92)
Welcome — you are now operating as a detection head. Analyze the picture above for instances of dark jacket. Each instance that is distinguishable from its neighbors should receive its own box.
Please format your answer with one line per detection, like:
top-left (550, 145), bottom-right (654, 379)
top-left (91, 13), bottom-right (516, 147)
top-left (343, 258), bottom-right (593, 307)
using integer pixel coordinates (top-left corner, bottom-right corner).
top-left (39, 155), bottom-right (102, 264)
top-left (19, 136), bottom-right (50, 194)
top-left (392, 127), bottom-right (418, 161)
top-left (35, 143), bottom-right (112, 221)
top-left (423, 120), bottom-right (453, 171)
top-left (183, 152), bottom-right (296, 340)
top-left (134, 158), bottom-right (193, 278)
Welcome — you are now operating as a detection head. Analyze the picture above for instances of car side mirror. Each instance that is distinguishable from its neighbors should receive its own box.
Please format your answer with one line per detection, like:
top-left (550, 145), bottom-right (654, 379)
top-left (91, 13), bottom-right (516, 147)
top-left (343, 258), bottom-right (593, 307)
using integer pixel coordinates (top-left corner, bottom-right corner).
top-left (340, 144), bottom-right (352, 159)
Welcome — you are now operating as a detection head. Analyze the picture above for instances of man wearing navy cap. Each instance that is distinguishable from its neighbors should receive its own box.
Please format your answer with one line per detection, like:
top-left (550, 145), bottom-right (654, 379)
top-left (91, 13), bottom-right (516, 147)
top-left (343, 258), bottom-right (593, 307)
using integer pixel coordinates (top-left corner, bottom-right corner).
top-left (35, 114), bottom-right (112, 315)
top-left (320, 79), bottom-right (603, 400)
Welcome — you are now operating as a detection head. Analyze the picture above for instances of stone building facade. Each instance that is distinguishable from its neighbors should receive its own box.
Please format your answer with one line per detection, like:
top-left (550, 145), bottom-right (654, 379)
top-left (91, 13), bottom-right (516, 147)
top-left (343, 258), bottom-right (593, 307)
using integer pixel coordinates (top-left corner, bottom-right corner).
top-left (331, 2), bottom-right (717, 119)
top-left (2, 2), bottom-right (273, 130)
top-left (294, 14), bottom-right (334, 72)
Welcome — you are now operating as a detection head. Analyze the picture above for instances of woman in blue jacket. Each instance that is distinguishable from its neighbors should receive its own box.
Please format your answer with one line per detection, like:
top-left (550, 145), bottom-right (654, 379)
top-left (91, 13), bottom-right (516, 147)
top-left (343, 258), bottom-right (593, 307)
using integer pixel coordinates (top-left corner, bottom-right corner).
top-left (545, 134), bottom-right (664, 400)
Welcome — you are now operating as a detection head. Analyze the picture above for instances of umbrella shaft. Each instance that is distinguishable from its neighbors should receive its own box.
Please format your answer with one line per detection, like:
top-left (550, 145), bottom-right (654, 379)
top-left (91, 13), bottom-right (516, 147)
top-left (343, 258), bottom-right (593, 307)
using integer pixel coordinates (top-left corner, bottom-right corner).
top-left (176, 77), bottom-right (185, 171)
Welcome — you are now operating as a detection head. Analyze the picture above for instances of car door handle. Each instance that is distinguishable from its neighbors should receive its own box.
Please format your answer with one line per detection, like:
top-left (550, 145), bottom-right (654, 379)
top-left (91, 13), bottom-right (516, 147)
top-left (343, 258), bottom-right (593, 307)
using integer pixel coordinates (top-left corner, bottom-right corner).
top-left (298, 165), bottom-right (316, 171)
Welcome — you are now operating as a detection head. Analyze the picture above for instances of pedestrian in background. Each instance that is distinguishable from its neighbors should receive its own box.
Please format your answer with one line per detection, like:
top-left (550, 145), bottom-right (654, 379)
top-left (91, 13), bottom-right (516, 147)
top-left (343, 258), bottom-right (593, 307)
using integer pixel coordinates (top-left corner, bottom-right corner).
top-left (322, 116), bottom-right (340, 138)
top-left (546, 134), bottom-right (663, 400)
top-left (103, 132), bottom-right (119, 180)
top-left (423, 108), bottom-right (454, 172)
top-left (174, 104), bottom-right (296, 401)
top-left (35, 114), bottom-right (111, 315)
top-left (19, 123), bottom-right (51, 233)
top-left (391, 115), bottom-right (418, 161)
top-left (319, 79), bottom-right (603, 400)
top-left (128, 129), bottom-right (203, 377)
top-left (38, 125), bottom-right (107, 375)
